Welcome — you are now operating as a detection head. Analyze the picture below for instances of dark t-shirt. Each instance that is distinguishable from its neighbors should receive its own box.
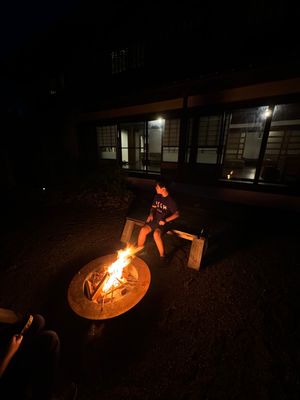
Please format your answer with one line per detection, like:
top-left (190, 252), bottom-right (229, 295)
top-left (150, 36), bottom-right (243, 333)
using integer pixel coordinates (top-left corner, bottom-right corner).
top-left (151, 194), bottom-right (178, 221)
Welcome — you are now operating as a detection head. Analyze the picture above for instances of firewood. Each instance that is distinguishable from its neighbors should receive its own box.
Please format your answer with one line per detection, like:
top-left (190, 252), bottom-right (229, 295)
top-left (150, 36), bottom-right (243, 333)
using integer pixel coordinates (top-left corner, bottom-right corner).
top-left (84, 280), bottom-right (94, 300)
top-left (91, 272), bottom-right (109, 301)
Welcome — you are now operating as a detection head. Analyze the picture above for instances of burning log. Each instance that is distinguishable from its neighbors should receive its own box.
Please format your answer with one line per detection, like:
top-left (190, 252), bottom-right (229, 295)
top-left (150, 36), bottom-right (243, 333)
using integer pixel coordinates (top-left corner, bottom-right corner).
top-left (84, 279), bottom-right (94, 300)
top-left (84, 271), bottom-right (108, 301)
top-left (91, 272), bottom-right (109, 301)
top-left (128, 245), bottom-right (144, 256)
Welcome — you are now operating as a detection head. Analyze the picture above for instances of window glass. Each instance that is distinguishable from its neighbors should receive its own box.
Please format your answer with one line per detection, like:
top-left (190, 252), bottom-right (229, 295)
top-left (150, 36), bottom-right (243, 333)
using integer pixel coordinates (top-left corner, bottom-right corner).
top-left (111, 44), bottom-right (144, 74)
top-left (162, 119), bottom-right (179, 162)
top-left (197, 115), bottom-right (221, 146)
top-left (96, 125), bottom-right (117, 159)
top-left (260, 103), bottom-right (300, 184)
top-left (120, 122), bottom-right (146, 171)
top-left (222, 106), bottom-right (268, 181)
top-left (111, 48), bottom-right (128, 74)
top-left (187, 114), bottom-right (223, 164)
top-left (147, 119), bottom-right (163, 171)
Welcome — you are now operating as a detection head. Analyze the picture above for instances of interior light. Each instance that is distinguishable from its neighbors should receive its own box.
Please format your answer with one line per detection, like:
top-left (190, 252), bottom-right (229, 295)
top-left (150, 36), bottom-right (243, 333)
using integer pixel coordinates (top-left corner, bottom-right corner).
top-left (262, 109), bottom-right (272, 119)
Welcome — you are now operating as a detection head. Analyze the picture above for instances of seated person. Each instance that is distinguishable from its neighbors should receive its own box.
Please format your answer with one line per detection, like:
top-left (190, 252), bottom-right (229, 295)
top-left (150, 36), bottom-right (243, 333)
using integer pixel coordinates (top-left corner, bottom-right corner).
top-left (137, 179), bottom-right (179, 261)
top-left (0, 311), bottom-right (77, 400)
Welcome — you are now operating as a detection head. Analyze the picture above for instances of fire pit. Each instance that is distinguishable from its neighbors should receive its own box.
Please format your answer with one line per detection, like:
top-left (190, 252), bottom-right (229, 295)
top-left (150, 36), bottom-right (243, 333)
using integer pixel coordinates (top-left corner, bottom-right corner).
top-left (68, 248), bottom-right (151, 320)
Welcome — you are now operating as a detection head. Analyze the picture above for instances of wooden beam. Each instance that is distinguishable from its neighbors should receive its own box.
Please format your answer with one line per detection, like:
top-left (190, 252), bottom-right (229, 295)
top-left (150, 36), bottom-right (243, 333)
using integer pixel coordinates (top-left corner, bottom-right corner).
top-left (121, 219), bottom-right (137, 243)
top-left (188, 237), bottom-right (206, 270)
top-left (167, 229), bottom-right (198, 241)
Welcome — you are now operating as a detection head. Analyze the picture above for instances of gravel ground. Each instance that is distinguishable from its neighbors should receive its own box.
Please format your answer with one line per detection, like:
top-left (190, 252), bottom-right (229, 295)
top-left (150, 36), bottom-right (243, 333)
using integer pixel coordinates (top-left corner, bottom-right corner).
top-left (0, 185), bottom-right (299, 400)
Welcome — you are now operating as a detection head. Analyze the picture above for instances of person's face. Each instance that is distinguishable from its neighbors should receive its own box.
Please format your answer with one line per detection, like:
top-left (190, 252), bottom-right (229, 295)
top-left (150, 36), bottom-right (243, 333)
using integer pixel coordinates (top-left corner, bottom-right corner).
top-left (155, 184), bottom-right (164, 194)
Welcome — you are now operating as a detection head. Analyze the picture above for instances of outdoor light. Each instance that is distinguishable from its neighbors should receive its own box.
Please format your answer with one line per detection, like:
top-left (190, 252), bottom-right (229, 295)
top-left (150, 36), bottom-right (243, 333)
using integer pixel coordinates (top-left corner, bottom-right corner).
top-left (42, 187), bottom-right (46, 191)
top-left (156, 117), bottom-right (165, 126)
top-left (262, 108), bottom-right (272, 119)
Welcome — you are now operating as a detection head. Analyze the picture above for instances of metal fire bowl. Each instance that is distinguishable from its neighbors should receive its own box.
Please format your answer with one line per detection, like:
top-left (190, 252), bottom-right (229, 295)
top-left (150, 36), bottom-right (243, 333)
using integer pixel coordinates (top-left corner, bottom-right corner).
top-left (68, 254), bottom-right (151, 320)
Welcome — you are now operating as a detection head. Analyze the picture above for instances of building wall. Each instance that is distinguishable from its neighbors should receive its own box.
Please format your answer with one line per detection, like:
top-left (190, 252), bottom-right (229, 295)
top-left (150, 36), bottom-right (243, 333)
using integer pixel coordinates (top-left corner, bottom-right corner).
top-left (73, 76), bottom-right (300, 195)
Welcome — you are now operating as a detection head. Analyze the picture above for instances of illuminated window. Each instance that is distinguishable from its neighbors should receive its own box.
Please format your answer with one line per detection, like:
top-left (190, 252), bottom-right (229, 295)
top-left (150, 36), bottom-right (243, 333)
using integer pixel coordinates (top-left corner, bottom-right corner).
top-left (260, 103), bottom-right (300, 184)
top-left (96, 125), bottom-right (117, 159)
top-left (162, 119), bottom-right (180, 162)
top-left (111, 48), bottom-right (128, 74)
top-left (111, 44), bottom-right (144, 74)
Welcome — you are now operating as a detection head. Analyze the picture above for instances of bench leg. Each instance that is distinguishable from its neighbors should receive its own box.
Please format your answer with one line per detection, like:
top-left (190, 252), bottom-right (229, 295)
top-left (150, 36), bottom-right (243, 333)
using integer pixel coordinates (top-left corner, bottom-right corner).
top-left (120, 220), bottom-right (136, 243)
top-left (188, 237), bottom-right (206, 270)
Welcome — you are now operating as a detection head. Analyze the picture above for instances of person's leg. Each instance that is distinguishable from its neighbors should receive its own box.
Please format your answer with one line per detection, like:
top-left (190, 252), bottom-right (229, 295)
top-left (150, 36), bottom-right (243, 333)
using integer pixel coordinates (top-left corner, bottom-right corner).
top-left (0, 313), bottom-right (47, 398)
top-left (153, 228), bottom-right (165, 257)
top-left (0, 313), bottom-right (45, 344)
top-left (0, 343), bottom-right (29, 398)
top-left (137, 224), bottom-right (152, 247)
top-left (11, 313), bottom-right (46, 343)
top-left (29, 330), bottom-right (60, 400)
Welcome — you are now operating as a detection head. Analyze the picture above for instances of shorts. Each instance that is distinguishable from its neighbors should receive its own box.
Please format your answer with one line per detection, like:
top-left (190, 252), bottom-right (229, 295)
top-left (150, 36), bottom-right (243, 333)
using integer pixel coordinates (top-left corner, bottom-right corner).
top-left (147, 219), bottom-right (173, 234)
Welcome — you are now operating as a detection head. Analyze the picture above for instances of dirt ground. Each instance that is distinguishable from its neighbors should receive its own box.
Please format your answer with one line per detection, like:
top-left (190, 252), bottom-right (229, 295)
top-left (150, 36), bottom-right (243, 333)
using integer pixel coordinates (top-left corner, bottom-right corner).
top-left (0, 183), bottom-right (299, 400)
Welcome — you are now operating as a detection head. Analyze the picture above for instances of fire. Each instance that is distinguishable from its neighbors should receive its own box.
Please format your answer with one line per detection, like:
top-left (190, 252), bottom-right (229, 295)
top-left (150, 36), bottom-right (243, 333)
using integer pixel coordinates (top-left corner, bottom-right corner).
top-left (101, 245), bottom-right (139, 293)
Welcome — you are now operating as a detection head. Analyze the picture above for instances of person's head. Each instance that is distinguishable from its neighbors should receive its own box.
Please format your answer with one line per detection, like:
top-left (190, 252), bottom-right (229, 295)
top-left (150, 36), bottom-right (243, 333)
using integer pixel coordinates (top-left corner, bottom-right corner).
top-left (155, 179), bottom-right (169, 195)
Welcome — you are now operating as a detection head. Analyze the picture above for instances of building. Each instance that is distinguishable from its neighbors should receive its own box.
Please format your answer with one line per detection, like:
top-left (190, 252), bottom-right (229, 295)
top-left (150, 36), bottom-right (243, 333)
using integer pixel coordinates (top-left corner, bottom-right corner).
top-left (74, 71), bottom-right (300, 199)
top-left (2, 1), bottom-right (300, 206)
top-left (58, 2), bottom-right (300, 203)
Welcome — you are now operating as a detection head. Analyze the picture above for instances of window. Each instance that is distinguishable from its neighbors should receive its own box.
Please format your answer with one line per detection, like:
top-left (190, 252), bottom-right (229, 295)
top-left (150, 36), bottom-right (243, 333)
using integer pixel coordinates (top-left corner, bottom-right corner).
top-left (120, 122), bottom-right (146, 171)
top-left (118, 118), bottom-right (179, 172)
top-left (111, 48), bottom-right (128, 74)
top-left (162, 119), bottom-right (180, 162)
top-left (111, 43), bottom-right (144, 75)
top-left (222, 106), bottom-right (268, 181)
top-left (96, 125), bottom-right (117, 159)
top-left (187, 114), bottom-right (223, 164)
top-left (260, 103), bottom-right (300, 184)
top-left (147, 119), bottom-right (163, 171)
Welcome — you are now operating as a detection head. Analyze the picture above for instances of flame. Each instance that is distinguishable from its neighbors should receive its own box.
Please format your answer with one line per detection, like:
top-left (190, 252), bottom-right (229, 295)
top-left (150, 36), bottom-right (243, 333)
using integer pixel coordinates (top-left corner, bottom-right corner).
top-left (101, 246), bottom-right (135, 293)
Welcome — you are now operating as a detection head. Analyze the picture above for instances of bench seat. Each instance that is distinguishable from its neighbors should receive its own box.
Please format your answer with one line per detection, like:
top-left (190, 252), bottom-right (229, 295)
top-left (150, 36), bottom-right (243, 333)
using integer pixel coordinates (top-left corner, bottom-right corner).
top-left (120, 217), bottom-right (206, 270)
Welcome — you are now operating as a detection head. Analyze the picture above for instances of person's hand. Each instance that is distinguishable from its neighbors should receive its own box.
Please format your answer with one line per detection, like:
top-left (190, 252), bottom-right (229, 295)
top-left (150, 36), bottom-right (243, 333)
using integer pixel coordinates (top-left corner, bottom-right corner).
top-left (146, 215), bottom-right (153, 223)
top-left (7, 334), bottom-right (23, 358)
top-left (0, 334), bottom-right (23, 378)
top-left (159, 219), bottom-right (165, 226)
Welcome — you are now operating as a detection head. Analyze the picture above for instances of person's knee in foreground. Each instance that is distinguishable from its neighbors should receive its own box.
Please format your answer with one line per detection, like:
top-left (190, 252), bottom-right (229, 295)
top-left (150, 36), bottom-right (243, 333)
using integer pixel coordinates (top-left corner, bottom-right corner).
top-left (0, 312), bottom-right (77, 400)
top-left (137, 179), bottom-right (179, 258)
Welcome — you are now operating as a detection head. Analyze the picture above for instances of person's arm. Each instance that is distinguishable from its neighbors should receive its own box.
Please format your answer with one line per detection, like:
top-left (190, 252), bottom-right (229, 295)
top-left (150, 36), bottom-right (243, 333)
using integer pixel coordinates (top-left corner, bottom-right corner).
top-left (0, 335), bottom-right (23, 378)
top-left (159, 210), bottom-right (180, 225)
top-left (165, 210), bottom-right (180, 223)
top-left (146, 198), bottom-right (157, 223)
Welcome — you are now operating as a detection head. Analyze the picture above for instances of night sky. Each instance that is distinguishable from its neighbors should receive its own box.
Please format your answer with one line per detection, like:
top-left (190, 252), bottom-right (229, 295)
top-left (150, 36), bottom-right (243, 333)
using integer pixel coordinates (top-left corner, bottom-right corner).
top-left (0, 0), bottom-right (80, 61)
top-left (1, 0), bottom-right (300, 115)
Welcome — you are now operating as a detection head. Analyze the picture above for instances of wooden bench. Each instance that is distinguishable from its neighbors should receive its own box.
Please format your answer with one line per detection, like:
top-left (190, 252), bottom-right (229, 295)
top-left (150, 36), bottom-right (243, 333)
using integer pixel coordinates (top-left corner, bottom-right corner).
top-left (120, 217), bottom-right (206, 270)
